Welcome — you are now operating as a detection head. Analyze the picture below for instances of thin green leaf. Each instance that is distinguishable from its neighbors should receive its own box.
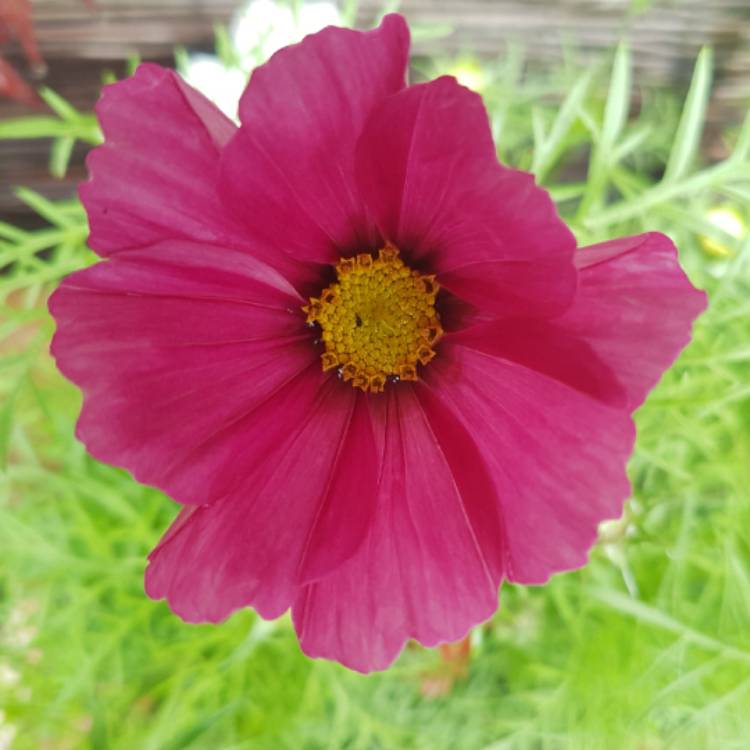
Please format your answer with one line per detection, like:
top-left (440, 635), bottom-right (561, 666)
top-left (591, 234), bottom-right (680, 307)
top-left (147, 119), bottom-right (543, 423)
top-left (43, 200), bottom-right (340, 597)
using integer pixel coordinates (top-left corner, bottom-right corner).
top-left (0, 221), bottom-right (27, 242)
top-left (214, 24), bottom-right (242, 68)
top-left (531, 69), bottom-right (592, 182)
top-left (0, 116), bottom-right (71, 139)
top-left (101, 68), bottom-right (118, 86)
top-left (601, 42), bottom-right (632, 151)
top-left (126, 54), bottom-right (141, 76)
top-left (612, 124), bottom-right (652, 162)
top-left (531, 106), bottom-right (546, 154)
top-left (0, 379), bottom-right (22, 470)
top-left (732, 107), bottom-right (750, 163)
top-left (577, 43), bottom-right (631, 217)
top-left (38, 86), bottom-right (81, 121)
top-left (584, 159), bottom-right (741, 228)
top-left (14, 188), bottom-right (74, 228)
top-left (173, 45), bottom-right (190, 73)
top-left (49, 136), bottom-right (76, 178)
top-left (591, 588), bottom-right (750, 665)
top-left (410, 23), bottom-right (453, 42)
top-left (662, 46), bottom-right (713, 183)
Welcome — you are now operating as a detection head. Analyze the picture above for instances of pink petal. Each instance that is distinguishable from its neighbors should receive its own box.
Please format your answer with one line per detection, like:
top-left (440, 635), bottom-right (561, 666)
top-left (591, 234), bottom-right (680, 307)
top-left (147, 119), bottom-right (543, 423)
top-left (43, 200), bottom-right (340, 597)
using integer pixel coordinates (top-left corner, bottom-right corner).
top-left (145, 382), bottom-right (379, 622)
top-left (297, 389), bottom-right (380, 583)
top-left (293, 386), bottom-right (504, 673)
top-left (219, 14), bottom-right (410, 266)
top-left (448, 319), bottom-right (628, 408)
top-left (563, 232), bottom-right (708, 409)
top-left (80, 64), bottom-right (248, 256)
top-left (446, 233), bottom-right (705, 413)
top-left (354, 76), bottom-right (577, 318)
top-left (423, 342), bottom-right (636, 585)
top-left (49, 240), bottom-right (317, 506)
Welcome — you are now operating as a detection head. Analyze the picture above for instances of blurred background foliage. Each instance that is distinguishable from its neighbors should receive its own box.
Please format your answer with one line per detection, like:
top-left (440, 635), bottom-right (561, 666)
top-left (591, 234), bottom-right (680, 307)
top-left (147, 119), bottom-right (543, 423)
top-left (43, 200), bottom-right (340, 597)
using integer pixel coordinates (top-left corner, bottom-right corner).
top-left (1, 1), bottom-right (750, 749)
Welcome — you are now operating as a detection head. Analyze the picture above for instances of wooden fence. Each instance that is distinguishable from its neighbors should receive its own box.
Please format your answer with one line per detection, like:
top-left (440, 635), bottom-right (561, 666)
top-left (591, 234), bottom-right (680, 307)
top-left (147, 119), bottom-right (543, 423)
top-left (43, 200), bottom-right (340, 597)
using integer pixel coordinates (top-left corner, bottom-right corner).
top-left (1, 0), bottom-right (748, 222)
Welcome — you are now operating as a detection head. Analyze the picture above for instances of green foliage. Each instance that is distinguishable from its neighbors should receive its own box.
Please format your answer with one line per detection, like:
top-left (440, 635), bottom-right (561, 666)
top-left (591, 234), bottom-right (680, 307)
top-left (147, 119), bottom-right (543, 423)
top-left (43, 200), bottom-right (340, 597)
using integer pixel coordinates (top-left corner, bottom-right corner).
top-left (0, 89), bottom-right (101, 178)
top-left (1, 29), bottom-right (750, 750)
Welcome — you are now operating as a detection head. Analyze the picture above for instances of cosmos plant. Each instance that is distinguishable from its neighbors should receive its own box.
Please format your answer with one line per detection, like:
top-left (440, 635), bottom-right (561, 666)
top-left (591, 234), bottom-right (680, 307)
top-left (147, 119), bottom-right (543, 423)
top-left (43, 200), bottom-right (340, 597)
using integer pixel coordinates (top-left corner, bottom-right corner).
top-left (49, 14), bottom-right (706, 672)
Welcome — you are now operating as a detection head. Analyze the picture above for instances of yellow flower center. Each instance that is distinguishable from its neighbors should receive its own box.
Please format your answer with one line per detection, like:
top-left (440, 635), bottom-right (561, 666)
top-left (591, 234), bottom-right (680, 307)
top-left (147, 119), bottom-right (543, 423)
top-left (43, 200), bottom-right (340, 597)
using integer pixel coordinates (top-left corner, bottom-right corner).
top-left (303, 245), bottom-right (443, 393)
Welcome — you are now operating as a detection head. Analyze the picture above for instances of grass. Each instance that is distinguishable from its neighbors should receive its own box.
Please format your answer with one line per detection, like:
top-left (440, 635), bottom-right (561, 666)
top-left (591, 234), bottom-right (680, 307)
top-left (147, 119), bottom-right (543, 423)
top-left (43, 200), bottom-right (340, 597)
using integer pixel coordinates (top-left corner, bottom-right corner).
top-left (1, 10), bottom-right (750, 750)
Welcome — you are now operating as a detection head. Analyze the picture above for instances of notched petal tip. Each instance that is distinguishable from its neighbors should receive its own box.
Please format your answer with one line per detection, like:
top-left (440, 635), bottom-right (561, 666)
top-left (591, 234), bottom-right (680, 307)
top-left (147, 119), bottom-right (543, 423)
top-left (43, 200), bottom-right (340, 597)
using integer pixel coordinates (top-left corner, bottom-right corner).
top-left (377, 11), bottom-right (411, 58)
top-left (79, 62), bottom-right (242, 257)
top-left (569, 231), bottom-right (708, 410)
top-left (238, 10), bottom-right (411, 126)
top-left (295, 612), bottom-right (492, 674)
top-left (291, 387), bottom-right (503, 673)
top-left (221, 11), bottom-right (412, 268)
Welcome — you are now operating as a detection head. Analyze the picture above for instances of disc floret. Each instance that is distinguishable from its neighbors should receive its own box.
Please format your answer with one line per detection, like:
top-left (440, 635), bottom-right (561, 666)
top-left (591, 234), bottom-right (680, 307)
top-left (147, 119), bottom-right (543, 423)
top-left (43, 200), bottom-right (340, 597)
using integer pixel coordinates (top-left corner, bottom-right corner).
top-left (303, 245), bottom-right (443, 393)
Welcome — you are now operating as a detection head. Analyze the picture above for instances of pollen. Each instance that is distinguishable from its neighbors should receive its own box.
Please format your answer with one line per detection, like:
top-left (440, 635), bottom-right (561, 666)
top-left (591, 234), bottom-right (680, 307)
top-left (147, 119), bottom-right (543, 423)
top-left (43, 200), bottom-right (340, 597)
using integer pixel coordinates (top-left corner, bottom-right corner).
top-left (303, 245), bottom-right (443, 393)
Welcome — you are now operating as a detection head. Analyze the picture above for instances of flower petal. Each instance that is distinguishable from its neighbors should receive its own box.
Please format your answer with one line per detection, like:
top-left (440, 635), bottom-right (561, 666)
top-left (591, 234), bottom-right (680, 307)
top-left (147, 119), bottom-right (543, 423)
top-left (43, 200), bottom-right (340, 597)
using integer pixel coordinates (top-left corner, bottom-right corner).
top-left (219, 14), bottom-right (410, 266)
top-left (80, 64), bottom-right (248, 256)
top-left (447, 318), bottom-right (628, 409)
top-left (49, 239), bottom-right (317, 506)
top-left (354, 76), bottom-right (577, 318)
top-left (446, 233), bottom-right (705, 414)
top-left (563, 232), bottom-right (708, 410)
top-left (292, 386), bottom-right (504, 673)
top-left (423, 341), bottom-right (635, 585)
top-left (145, 382), bottom-right (379, 621)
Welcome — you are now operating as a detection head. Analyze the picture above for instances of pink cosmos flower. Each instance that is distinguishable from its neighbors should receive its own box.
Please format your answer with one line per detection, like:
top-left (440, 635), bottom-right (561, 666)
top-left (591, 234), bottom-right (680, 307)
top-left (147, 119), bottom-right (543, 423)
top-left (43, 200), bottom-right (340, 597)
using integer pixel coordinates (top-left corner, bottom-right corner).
top-left (49, 14), bottom-right (706, 672)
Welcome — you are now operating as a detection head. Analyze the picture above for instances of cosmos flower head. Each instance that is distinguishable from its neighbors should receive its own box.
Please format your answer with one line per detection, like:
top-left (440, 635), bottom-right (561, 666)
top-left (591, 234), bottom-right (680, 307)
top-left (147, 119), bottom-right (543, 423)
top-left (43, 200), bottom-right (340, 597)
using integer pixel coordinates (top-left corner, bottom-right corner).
top-left (49, 14), bottom-right (706, 672)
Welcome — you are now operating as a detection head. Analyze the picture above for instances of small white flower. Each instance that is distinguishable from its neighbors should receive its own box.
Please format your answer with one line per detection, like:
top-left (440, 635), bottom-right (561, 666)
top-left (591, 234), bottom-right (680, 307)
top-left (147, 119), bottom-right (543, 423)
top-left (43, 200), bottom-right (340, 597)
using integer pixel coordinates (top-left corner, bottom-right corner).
top-left (233, 0), bottom-right (341, 64)
top-left (181, 54), bottom-right (248, 121)
top-left (182, 0), bottom-right (342, 120)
